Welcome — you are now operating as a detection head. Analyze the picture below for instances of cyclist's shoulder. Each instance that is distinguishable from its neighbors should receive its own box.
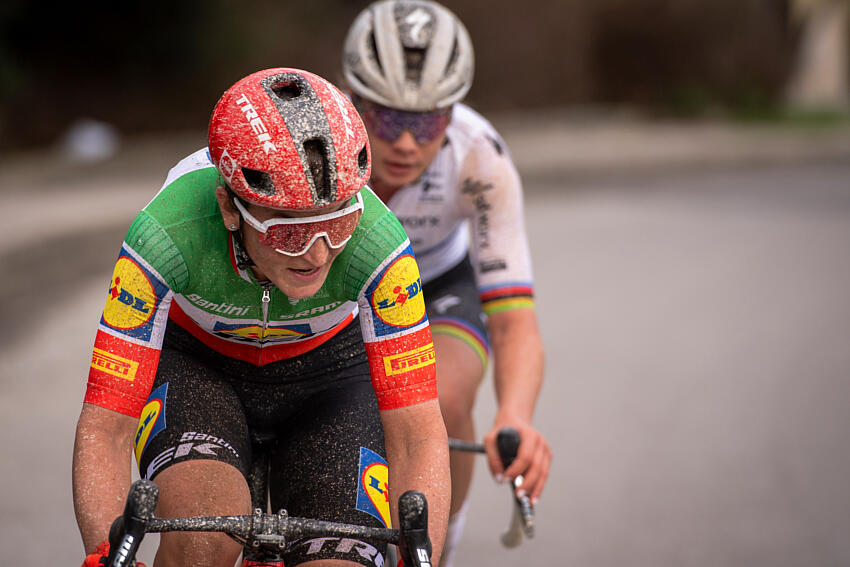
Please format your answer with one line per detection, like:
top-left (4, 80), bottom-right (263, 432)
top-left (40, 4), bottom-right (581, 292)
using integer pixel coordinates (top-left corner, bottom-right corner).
top-left (139, 148), bottom-right (220, 225)
top-left (350, 187), bottom-right (407, 252)
top-left (162, 147), bottom-right (217, 186)
top-left (337, 187), bottom-right (411, 297)
top-left (448, 104), bottom-right (512, 161)
top-left (123, 148), bottom-right (224, 282)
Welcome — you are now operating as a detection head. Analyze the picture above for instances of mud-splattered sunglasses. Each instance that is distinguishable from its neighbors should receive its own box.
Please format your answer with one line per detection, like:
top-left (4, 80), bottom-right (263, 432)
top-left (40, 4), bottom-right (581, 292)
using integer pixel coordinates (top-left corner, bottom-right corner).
top-left (233, 192), bottom-right (363, 256)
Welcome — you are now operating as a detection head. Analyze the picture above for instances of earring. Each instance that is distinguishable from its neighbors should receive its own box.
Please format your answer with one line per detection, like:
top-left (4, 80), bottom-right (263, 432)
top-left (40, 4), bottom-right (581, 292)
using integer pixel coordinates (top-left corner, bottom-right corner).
top-left (229, 224), bottom-right (238, 231)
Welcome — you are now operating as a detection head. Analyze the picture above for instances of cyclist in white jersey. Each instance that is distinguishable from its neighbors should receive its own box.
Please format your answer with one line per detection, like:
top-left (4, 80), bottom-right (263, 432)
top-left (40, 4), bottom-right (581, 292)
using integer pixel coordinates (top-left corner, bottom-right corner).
top-left (343, 2), bottom-right (552, 563)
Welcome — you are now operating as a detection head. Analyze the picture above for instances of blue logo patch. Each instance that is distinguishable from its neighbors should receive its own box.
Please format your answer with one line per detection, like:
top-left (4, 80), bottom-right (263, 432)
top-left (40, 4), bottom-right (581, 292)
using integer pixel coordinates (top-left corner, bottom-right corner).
top-left (134, 382), bottom-right (168, 465)
top-left (356, 447), bottom-right (391, 528)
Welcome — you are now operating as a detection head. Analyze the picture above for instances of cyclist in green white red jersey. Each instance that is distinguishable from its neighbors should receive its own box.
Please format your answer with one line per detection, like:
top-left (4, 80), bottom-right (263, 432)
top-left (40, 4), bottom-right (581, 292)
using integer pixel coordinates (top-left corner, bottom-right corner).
top-left (73, 67), bottom-right (449, 567)
top-left (343, 3), bottom-right (552, 564)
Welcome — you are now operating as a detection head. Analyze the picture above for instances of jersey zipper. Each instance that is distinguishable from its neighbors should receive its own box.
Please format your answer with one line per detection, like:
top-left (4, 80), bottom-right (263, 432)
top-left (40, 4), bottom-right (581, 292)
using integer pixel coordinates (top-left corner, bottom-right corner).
top-left (260, 281), bottom-right (273, 340)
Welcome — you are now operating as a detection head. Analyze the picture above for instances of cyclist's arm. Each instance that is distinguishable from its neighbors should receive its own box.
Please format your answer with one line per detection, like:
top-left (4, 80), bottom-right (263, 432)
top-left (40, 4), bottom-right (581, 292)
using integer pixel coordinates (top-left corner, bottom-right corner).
top-left (351, 223), bottom-right (451, 563)
top-left (72, 403), bottom-right (137, 553)
top-left (458, 130), bottom-right (552, 502)
top-left (382, 399), bottom-right (450, 565)
top-left (74, 222), bottom-right (178, 553)
top-left (485, 308), bottom-right (550, 502)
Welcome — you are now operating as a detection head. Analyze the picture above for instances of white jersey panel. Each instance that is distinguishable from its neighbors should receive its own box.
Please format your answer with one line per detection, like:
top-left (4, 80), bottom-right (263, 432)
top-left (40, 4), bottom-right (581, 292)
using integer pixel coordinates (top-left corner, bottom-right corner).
top-left (387, 104), bottom-right (534, 290)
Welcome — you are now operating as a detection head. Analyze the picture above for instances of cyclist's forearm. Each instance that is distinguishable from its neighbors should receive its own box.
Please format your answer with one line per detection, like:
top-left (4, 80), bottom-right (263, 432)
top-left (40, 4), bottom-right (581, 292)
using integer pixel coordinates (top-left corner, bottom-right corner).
top-left (72, 403), bottom-right (137, 553)
top-left (488, 309), bottom-right (544, 422)
top-left (382, 400), bottom-right (451, 565)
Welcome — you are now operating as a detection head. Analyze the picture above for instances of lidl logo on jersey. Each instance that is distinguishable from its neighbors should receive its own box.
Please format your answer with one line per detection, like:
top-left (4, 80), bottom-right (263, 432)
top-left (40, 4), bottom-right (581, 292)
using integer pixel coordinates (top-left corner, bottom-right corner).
top-left (212, 321), bottom-right (312, 343)
top-left (101, 249), bottom-right (167, 342)
top-left (383, 343), bottom-right (436, 376)
top-left (91, 347), bottom-right (139, 382)
top-left (369, 251), bottom-right (426, 335)
top-left (134, 382), bottom-right (168, 465)
top-left (356, 447), bottom-right (391, 528)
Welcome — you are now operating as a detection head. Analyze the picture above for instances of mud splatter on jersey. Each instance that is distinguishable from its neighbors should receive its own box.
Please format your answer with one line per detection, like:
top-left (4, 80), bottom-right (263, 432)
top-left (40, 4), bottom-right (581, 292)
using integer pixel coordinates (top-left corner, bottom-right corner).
top-left (85, 149), bottom-right (436, 417)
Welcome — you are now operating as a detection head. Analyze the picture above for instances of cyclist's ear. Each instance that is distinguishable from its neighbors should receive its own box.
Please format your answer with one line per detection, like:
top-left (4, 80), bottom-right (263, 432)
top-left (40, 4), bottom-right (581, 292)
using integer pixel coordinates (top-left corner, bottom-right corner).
top-left (216, 185), bottom-right (241, 230)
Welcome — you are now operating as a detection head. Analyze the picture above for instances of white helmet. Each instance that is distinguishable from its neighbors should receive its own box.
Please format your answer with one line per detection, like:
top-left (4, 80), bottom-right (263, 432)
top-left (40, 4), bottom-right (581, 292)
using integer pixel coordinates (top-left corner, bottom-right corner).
top-left (343, 0), bottom-right (474, 111)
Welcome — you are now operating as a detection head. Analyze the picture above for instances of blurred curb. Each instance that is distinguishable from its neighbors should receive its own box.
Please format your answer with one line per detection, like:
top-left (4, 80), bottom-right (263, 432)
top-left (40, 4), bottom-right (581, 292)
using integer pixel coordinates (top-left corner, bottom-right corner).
top-left (492, 113), bottom-right (850, 182)
top-left (2, 115), bottom-right (849, 254)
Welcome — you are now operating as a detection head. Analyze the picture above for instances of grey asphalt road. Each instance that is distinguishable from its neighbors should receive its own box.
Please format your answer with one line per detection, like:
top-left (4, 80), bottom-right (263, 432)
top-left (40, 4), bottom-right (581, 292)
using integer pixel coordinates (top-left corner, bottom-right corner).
top-left (1, 125), bottom-right (849, 566)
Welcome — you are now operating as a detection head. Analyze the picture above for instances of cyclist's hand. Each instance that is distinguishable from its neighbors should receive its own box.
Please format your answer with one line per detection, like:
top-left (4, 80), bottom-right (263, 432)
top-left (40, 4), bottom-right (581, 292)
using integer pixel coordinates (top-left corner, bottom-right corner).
top-left (82, 541), bottom-right (110, 567)
top-left (82, 541), bottom-right (147, 567)
top-left (483, 418), bottom-right (552, 505)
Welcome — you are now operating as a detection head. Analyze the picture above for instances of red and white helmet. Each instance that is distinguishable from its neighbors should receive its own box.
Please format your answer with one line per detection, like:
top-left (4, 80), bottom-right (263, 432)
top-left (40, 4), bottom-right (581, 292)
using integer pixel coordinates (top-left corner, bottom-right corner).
top-left (209, 68), bottom-right (371, 210)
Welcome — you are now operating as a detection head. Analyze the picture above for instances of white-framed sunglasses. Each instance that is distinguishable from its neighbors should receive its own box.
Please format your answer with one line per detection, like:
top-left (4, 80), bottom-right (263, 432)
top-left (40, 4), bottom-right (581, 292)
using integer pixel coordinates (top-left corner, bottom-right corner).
top-left (232, 191), bottom-right (364, 256)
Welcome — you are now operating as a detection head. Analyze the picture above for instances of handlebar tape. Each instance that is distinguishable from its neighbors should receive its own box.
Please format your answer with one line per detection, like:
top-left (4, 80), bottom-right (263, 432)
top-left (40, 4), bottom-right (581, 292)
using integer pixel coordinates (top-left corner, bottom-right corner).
top-left (496, 427), bottom-right (521, 469)
top-left (398, 490), bottom-right (432, 567)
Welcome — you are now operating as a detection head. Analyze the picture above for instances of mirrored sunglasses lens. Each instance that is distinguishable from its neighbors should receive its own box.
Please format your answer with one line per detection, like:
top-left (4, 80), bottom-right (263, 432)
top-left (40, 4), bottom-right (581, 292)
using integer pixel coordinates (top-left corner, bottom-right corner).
top-left (261, 211), bottom-right (361, 255)
top-left (365, 109), bottom-right (404, 141)
top-left (260, 223), bottom-right (311, 253)
top-left (365, 108), bottom-right (448, 143)
top-left (411, 113), bottom-right (450, 144)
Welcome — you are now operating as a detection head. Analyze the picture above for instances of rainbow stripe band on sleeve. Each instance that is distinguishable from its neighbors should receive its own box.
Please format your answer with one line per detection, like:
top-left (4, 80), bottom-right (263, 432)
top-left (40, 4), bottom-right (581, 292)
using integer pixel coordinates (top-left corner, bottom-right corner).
top-left (479, 283), bottom-right (535, 316)
top-left (430, 316), bottom-right (490, 369)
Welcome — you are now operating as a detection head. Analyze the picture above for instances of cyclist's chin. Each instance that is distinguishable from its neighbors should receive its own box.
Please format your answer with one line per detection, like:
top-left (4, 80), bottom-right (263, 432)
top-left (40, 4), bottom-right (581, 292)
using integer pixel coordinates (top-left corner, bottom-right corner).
top-left (251, 245), bottom-right (338, 299)
top-left (376, 162), bottom-right (425, 190)
top-left (275, 268), bottom-right (330, 299)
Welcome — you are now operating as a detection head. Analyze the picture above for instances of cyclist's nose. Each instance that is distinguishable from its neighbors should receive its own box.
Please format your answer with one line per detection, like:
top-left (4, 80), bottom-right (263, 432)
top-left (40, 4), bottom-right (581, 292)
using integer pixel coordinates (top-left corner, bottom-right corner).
top-left (301, 235), bottom-right (332, 265)
top-left (392, 130), bottom-right (419, 152)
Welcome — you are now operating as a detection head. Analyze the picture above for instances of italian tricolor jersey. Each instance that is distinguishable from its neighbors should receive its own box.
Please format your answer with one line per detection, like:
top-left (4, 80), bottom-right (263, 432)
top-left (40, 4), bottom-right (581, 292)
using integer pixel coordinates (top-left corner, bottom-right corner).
top-left (85, 149), bottom-right (436, 418)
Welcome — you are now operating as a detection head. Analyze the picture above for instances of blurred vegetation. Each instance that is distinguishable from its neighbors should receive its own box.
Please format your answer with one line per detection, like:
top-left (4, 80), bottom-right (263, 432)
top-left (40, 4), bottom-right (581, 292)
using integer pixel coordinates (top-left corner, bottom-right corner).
top-left (0, 0), bottom-right (806, 151)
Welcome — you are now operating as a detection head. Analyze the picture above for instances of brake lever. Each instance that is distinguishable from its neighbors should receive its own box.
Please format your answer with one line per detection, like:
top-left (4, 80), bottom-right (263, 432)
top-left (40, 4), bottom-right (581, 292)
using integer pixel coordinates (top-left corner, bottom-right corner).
top-left (107, 479), bottom-right (159, 567)
top-left (496, 427), bottom-right (535, 547)
top-left (398, 490), bottom-right (432, 567)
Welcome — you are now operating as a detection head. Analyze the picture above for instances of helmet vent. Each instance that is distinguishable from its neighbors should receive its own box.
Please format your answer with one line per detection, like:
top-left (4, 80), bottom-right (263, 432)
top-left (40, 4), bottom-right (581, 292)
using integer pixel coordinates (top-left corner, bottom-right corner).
top-left (443, 39), bottom-right (460, 76)
top-left (304, 138), bottom-right (332, 202)
top-left (368, 32), bottom-right (384, 74)
top-left (270, 80), bottom-right (302, 101)
top-left (358, 145), bottom-right (368, 177)
top-left (405, 48), bottom-right (426, 83)
top-left (241, 167), bottom-right (276, 196)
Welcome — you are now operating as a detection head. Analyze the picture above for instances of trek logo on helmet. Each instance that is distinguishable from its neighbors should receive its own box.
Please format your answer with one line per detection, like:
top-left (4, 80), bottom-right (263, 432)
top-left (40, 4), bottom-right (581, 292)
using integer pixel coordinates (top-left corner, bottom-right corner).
top-left (328, 84), bottom-right (356, 139)
top-left (235, 93), bottom-right (277, 154)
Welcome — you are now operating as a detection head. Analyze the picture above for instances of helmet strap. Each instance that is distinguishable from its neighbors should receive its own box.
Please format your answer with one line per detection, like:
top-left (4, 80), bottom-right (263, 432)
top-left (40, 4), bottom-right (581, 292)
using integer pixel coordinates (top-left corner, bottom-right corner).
top-left (231, 221), bottom-right (256, 269)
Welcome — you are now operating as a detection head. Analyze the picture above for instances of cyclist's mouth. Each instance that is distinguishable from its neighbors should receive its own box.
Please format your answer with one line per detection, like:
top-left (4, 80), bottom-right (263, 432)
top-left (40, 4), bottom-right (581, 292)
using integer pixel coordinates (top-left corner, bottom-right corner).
top-left (384, 160), bottom-right (416, 176)
top-left (289, 266), bottom-right (321, 276)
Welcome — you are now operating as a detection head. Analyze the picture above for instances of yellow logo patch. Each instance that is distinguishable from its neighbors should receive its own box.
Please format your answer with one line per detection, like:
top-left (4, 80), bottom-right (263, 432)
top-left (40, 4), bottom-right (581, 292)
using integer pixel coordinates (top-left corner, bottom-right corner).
top-left (134, 399), bottom-right (162, 464)
top-left (383, 343), bottom-right (436, 376)
top-left (91, 347), bottom-right (139, 381)
top-left (362, 461), bottom-right (392, 528)
top-left (214, 325), bottom-right (307, 342)
top-left (103, 257), bottom-right (156, 330)
top-left (372, 255), bottom-right (425, 327)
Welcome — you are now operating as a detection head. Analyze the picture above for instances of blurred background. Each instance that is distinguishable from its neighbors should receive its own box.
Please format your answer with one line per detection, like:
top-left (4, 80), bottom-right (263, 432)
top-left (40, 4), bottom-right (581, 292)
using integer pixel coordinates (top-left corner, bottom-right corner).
top-left (1, 0), bottom-right (848, 150)
top-left (1, 1), bottom-right (849, 566)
